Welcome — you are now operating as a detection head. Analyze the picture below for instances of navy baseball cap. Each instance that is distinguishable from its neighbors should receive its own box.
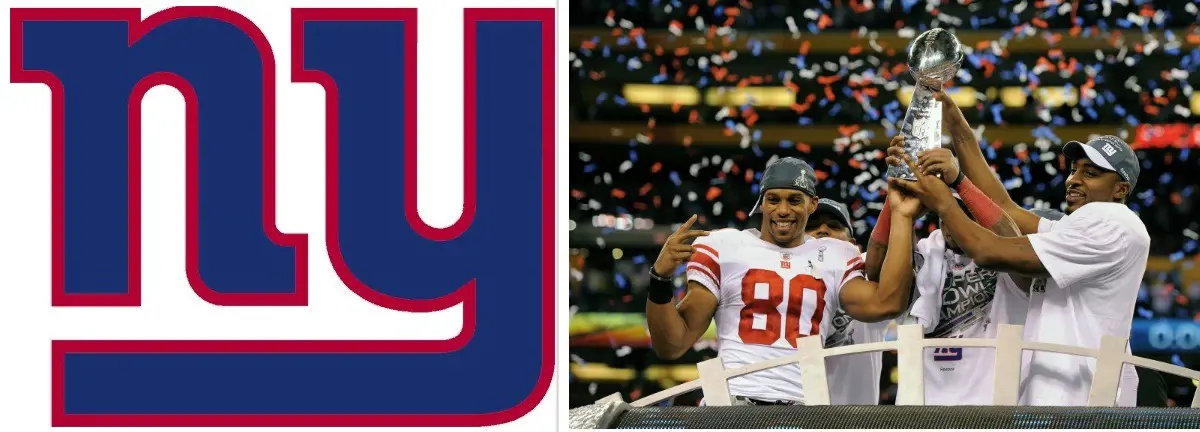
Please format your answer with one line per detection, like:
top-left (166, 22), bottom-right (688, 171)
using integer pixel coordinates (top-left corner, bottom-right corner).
top-left (812, 198), bottom-right (853, 228)
top-left (1063, 135), bottom-right (1140, 188)
top-left (749, 157), bottom-right (818, 215)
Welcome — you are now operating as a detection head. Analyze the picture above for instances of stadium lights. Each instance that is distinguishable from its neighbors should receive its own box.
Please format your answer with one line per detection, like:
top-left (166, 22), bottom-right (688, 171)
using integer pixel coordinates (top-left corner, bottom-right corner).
top-left (591, 213), bottom-right (655, 230)
top-left (896, 86), bottom-right (978, 107)
top-left (570, 363), bottom-right (700, 383)
top-left (622, 83), bottom-right (1134, 110)
top-left (621, 84), bottom-right (701, 105)
top-left (897, 86), bottom-right (1079, 108)
top-left (621, 84), bottom-right (796, 108)
top-left (703, 87), bottom-right (795, 107)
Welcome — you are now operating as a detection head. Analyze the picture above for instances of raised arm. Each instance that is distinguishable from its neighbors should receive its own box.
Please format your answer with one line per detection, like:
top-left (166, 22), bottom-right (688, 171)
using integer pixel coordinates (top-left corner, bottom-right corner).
top-left (935, 91), bottom-right (1041, 234)
top-left (929, 195), bottom-right (1048, 277)
top-left (865, 137), bottom-right (903, 282)
top-left (908, 146), bottom-right (1021, 238)
top-left (888, 164), bottom-right (1051, 278)
top-left (645, 215), bottom-right (719, 360)
top-left (841, 190), bottom-right (920, 322)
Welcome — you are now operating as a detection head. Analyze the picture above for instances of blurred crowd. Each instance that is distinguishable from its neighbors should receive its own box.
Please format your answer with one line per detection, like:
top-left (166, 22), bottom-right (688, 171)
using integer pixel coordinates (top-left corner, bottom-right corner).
top-left (569, 0), bottom-right (1200, 408)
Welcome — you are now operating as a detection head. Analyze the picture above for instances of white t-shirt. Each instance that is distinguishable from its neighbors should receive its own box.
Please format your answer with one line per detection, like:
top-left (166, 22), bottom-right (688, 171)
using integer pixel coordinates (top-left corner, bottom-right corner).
top-left (687, 230), bottom-right (866, 404)
top-left (914, 241), bottom-right (1029, 405)
top-left (1020, 202), bottom-right (1149, 406)
top-left (824, 287), bottom-right (889, 405)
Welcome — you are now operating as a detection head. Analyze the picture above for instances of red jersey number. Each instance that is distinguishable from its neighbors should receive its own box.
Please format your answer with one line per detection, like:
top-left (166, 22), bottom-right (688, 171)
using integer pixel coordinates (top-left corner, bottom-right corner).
top-left (737, 269), bottom-right (827, 347)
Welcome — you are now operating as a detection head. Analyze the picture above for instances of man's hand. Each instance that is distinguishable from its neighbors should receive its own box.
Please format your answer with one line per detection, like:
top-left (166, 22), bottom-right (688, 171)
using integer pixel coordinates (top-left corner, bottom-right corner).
top-left (885, 135), bottom-right (906, 165)
top-left (916, 148), bottom-right (961, 186)
top-left (652, 215), bottom-right (710, 276)
top-left (887, 154), bottom-right (956, 214)
top-left (933, 90), bottom-right (966, 128)
top-left (888, 185), bottom-right (924, 218)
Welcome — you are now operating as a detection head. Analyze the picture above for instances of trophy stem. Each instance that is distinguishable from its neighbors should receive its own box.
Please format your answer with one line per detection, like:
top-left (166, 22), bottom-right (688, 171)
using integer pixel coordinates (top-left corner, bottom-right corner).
top-left (887, 84), bottom-right (944, 181)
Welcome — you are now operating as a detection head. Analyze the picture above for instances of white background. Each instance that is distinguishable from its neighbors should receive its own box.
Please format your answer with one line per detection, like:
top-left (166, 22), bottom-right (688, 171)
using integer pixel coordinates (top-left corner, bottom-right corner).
top-left (0, 0), bottom-right (566, 430)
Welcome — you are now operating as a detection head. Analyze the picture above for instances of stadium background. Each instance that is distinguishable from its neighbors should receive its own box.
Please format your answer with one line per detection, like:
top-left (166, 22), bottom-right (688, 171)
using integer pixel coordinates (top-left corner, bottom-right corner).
top-left (568, 0), bottom-right (1200, 408)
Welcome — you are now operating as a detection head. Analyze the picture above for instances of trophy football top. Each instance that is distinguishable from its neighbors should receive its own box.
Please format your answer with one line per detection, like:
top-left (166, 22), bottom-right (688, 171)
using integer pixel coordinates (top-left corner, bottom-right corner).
top-left (907, 28), bottom-right (964, 86)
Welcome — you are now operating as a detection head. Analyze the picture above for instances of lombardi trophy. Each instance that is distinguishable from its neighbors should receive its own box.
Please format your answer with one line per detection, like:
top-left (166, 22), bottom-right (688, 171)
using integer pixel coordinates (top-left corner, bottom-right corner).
top-left (887, 28), bottom-right (965, 180)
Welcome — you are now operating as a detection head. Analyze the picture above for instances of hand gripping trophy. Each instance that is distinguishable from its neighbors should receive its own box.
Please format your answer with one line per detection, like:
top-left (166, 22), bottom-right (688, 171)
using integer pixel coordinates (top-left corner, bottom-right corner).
top-left (886, 28), bottom-right (965, 180)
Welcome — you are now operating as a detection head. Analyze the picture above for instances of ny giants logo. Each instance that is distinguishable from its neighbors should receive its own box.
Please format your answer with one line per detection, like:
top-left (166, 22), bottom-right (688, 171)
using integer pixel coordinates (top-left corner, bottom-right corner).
top-left (933, 335), bottom-right (964, 361)
top-left (11, 6), bottom-right (554, 427)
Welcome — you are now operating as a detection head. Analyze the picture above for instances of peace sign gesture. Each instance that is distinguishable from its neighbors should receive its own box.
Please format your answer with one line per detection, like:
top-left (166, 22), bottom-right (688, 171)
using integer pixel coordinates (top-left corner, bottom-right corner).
top-left (651, 215), bottom-right (711, 277)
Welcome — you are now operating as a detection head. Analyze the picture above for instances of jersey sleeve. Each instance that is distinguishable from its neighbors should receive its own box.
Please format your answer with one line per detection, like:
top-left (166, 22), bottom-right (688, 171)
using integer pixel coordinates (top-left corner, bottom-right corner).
top-left (1026, 206), bottom-right (1128, 289)
top-left (826, 240), bottom-right (867, 293)
top-left (1036, 217), bottom-right (1057, 233)
top-left (685, 234), bottom-right (723, 296)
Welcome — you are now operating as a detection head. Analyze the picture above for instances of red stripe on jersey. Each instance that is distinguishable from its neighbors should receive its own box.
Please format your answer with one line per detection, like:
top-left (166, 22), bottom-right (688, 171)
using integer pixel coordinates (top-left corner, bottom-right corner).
top-left (846, 256), bottom-right (864, 268)
top-left (694, 244), bottom-right (719, 258)
top-left (841, 261), bottom-right (866, 285)
top-left (690, 251), bottom-right (721, 282)
top-left (686, 263), bottom-right (718, 287)
top-left (808, 281), bottom-right (828, 338)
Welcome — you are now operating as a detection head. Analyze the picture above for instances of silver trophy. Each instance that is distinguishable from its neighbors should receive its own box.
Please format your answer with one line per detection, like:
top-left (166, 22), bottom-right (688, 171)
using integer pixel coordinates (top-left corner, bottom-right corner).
top-left (887, 28), bottom-right (964, 180)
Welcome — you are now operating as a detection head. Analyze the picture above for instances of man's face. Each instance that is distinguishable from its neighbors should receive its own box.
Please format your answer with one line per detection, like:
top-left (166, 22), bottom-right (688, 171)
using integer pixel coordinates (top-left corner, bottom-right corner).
top-left (1065, 158), bottom-right (1129, 213)
top-left (759, 189), bottom-right (817, 247)
top-left (805, 212), bottom-right (853, 243)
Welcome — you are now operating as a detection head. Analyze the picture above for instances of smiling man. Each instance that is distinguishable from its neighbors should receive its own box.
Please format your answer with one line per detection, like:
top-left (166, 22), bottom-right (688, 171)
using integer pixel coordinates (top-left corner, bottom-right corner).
top-left (643, 157), bottom-right (919, 406)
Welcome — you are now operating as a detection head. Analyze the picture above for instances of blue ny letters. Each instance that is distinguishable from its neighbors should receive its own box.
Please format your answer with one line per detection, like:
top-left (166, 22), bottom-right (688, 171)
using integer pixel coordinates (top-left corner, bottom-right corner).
top-left (12, 7), bottom-right (553, 427)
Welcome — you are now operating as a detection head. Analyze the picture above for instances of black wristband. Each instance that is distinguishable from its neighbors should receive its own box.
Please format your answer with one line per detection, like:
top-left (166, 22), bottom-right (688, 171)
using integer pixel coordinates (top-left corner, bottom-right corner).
top-left (647, 272), bottom-right (676, 304)
top-left (948, 169), bottom-right (965, 189)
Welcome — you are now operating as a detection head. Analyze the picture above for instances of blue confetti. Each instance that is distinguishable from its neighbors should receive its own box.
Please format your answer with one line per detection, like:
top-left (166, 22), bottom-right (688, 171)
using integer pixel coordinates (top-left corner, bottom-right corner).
top-left (669, 171), bottom-right (681, 186)
top-left (615, 273), bottom-right (628, 290)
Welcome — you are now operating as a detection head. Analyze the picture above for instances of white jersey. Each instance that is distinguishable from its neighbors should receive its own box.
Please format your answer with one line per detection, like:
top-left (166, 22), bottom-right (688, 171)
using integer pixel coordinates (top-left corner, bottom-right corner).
top-left (687, 229), bottom-right (866, 404)
top-left (825, 254), bottom-right (888, 405)
top-left (1021, 202), bottom-right (1148, 406)
top-left (914, 241), bottom-right (1029, 405)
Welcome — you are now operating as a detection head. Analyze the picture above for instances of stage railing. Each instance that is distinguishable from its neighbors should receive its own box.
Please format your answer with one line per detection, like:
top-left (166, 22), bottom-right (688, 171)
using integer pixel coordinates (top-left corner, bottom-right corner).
top-left (570, 324), bottom-right (1200, 428)
top-left (631, 324), bottom-right (1200, 407)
